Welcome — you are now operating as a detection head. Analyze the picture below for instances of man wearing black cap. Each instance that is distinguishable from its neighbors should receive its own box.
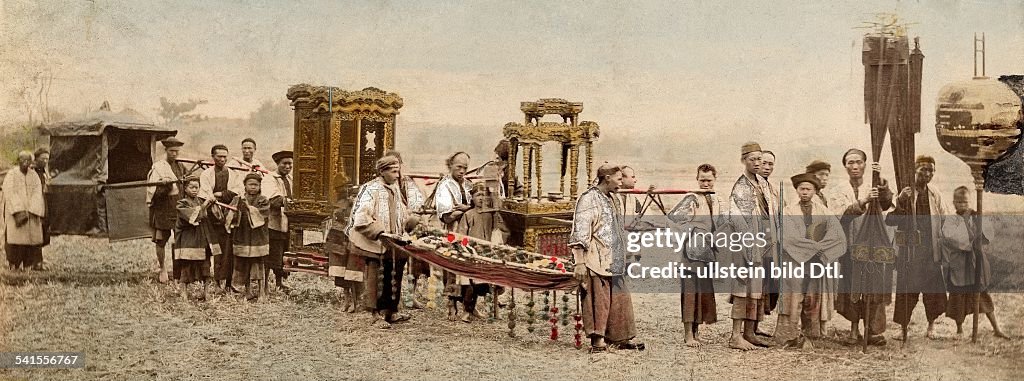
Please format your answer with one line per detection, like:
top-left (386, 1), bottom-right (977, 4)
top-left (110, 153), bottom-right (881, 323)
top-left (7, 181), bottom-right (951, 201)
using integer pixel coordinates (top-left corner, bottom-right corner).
top-left (262, 150), bottom-right (293, 291)
top-left (724, 141), bottom-right (774, 350)
top-left (778, 173), bottom-right (846, 340)
top-left (887, 155), bottom-right (958, 339)
top-left (805, 160), bottom-right (832, 208)
top-left (146, 136), bottom-right (190, 283)
top-left (757, 150), bottom-right (780, 337)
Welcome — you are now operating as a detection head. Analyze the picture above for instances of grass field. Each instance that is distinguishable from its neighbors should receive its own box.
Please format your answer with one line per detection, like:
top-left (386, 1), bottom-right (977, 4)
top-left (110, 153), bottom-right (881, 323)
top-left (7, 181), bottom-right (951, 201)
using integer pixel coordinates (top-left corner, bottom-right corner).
top-left (1, 226), bottom-right (1022, 381)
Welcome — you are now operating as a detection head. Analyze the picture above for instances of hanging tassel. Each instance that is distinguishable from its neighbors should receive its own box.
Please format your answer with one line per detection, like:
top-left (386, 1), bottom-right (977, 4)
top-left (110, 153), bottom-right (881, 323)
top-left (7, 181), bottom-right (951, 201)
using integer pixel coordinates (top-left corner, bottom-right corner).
top-left (541, 290), bottom-right (550, 323)
top-left (375, 260), bottom-right (385, 302)
top-left (490, 285), bottom-right (499, 323)
top-left (550, 290), bottom-right (559, 341)
top-left (507, 288), bottom-right (517, 337)
top-left (526, 291), bottom-right (536, 333)
top-left (390, 251), bottom-right (398, 301)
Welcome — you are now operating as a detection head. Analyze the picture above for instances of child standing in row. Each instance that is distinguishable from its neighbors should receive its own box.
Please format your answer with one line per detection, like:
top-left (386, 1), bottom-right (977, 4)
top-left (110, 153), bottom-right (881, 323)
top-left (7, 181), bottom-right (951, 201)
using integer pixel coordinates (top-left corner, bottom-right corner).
top-left (174, 178), bottom-right (215, 300)
top-left (230, 173), bottom-right (271, 301)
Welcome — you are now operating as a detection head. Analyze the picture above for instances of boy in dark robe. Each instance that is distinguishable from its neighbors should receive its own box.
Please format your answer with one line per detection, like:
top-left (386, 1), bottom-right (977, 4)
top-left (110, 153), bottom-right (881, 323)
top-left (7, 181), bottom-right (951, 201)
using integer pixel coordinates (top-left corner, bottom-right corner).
top-left (174, 178), bottom-right (215, 300)
top-left (229, 173), bottom-right (271, 301)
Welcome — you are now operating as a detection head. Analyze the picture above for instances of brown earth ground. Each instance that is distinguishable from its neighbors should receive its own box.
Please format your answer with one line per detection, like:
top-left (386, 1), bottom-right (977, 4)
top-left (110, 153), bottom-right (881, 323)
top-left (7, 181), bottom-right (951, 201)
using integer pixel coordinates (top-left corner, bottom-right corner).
top-left (1, 234), bottom-right (1022, 381)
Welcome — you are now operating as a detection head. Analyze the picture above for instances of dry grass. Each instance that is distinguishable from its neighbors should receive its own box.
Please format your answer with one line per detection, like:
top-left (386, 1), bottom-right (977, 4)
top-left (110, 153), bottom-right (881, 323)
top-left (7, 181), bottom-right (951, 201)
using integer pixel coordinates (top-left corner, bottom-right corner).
top-left (1, 231), bottom-right (1023, 381)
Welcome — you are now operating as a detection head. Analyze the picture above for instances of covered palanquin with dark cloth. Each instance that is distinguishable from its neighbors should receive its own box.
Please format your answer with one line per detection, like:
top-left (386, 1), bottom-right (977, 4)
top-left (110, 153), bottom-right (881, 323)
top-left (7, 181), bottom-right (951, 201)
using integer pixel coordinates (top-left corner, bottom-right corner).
top-left (37, 109), bottom-right (177, 241)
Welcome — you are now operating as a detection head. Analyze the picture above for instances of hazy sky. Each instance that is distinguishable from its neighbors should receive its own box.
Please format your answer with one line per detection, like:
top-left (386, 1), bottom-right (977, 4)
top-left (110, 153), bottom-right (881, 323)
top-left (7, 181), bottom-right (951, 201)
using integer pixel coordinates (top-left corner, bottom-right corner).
top-left (2, 0), bottom-right (1023, 209)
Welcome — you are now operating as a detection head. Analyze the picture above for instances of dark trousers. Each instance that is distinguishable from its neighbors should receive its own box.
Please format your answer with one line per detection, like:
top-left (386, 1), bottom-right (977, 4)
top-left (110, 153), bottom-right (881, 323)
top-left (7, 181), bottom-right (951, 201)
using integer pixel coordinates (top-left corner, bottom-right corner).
top-left (365, 255), bottom-right (407, 313)
top-left (894, 292), bottom-right (948, 326)
top-left (5, 244), bottom-right (42, 269)
top-left (212, 228), bottom-right (234, 285)
top-left (461, 284), bottom-right (491, 312)
top-left (267, 230), bottom-right (289, 278)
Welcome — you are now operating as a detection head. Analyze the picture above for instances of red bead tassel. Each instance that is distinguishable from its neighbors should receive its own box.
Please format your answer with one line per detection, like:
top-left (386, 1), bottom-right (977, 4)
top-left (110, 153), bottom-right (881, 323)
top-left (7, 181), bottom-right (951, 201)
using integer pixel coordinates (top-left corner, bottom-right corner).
top-left (550, 299), bottom-right (559, 341)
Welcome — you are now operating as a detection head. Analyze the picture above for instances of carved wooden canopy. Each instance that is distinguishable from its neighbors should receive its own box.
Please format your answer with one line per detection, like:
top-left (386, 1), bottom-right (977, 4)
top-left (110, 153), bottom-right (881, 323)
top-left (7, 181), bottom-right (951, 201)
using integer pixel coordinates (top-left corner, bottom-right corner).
top-left (502, 121), bottom-right (600, 145)
top-left (285, 84), bottom-right (403, 230)
top-left (287, 84), bottom-right (404, 115)
top-left (520, 98), bottom-right (583, 123)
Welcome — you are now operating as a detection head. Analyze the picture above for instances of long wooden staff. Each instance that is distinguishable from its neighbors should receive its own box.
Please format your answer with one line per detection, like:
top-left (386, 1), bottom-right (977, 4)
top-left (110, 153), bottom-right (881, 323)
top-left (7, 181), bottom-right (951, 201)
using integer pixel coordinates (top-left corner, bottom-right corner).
top-left (972, 188), bottom-right (983, 343)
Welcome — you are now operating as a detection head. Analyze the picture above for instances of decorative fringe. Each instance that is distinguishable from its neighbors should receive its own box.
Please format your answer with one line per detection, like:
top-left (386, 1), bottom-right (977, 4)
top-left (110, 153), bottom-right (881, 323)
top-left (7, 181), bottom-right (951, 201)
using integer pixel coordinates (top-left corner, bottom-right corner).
top-left (507, 288), bottom-right (517, 337)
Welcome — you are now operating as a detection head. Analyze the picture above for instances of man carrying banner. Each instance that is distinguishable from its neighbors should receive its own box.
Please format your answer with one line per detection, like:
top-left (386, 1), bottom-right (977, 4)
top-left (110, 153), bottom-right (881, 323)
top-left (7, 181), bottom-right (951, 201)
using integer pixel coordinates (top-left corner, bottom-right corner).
top-left (887, 155), bottom-right (956, 339)
top-left (831, 148), bottom-right (893, 345)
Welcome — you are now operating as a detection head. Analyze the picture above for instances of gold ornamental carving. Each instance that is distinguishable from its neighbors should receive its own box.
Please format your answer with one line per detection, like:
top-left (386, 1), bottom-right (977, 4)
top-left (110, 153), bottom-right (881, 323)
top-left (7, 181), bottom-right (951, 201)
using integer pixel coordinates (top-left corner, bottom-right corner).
top-left (503, 121), bottom-right (600, 144)
top-left (502, 199), bottom-right (576, 215)
top-left (523, 226), bottom-right (572, 253)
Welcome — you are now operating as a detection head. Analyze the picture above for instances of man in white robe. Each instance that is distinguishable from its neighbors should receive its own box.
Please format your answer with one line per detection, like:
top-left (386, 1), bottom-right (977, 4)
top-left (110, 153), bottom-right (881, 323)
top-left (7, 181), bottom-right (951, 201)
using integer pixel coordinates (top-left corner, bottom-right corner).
top-left (3, 151), bottom-right (45, 270)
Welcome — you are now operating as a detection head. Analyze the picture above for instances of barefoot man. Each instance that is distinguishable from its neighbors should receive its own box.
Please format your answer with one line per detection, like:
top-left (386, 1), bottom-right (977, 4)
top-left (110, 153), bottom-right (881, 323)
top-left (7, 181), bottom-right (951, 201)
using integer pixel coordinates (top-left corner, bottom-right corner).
top-left (667, 163), bottom-right (723, 347)
top-left (943, 186), bottom-right (1008, 339)
top-left (886, 155), bottom-right (952, 340)
top-left (831, 148), bottom-right (894, 346)
top-left (146, 137), bottom-right (188, 283)
top-left (724, 142), bottom-right (774, 350)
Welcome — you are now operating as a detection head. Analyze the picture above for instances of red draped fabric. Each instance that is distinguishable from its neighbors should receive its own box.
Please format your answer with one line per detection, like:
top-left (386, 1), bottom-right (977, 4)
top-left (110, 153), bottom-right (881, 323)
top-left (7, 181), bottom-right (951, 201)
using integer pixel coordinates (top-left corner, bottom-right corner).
top-left (384, 239), bottom-right (578, 291)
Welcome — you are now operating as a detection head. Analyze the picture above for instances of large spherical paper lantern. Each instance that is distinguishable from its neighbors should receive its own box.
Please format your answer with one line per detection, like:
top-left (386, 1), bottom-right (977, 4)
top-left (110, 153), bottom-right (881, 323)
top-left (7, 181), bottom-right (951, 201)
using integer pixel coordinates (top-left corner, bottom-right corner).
top-left (936, 78), bottom-right (1023, 187)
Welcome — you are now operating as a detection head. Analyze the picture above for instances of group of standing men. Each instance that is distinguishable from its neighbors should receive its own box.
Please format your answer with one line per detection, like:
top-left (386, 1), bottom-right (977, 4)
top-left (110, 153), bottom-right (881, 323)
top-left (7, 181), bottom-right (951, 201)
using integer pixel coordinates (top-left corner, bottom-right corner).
top-left (3, 149), bottom-right (51, 270)
top-left (145, 137), bottom-right (294, 300)
top-left (8, 134), bottom-right (1007, 352)
top-left (664, 141), bottom-right (1007, 351)
top-left (336, 142), bottom-right (519, 328)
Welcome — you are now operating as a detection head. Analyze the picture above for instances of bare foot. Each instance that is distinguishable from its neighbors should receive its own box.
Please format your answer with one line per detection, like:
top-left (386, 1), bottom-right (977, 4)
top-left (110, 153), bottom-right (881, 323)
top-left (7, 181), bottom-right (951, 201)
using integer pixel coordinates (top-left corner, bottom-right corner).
top-left (460, 311), bottom-right (472, 323)
top-left (926, 323), bottom-right (936, 340)
top-left (850, 331), bottom-right (863, 343)
top-left (744, 334), bottom-right (772, 347)
top-left (994, 330), bottom-right (1010, 339)
top-left (729, 336), bottom-right (758, 351)
top-left (684, 339), bottom-right (703, 348)
top-left (158, 271), bottom-right (169, 284)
